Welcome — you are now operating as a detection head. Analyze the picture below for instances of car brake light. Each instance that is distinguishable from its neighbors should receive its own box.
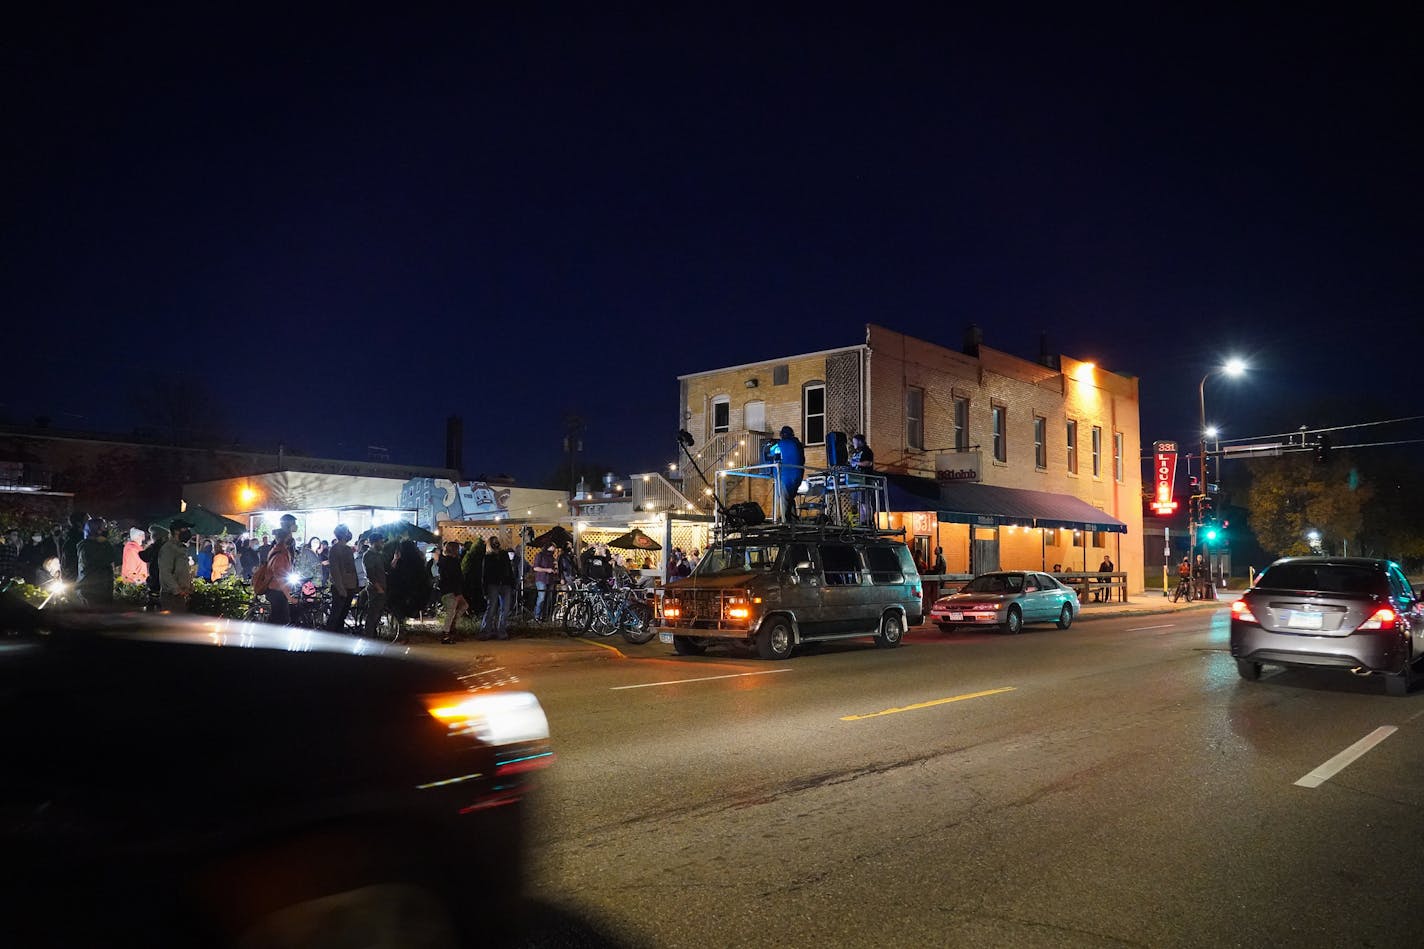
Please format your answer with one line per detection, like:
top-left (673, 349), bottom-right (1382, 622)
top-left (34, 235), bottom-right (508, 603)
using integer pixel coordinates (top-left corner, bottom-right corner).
top-left (1231, 599), bottom-right (1257, 623)
top-left (662, 604), bottom-right (681, 619)
top-left (424, 691), bottom-right (550, 747)
top-left (1357, 608), bottom-right (1398, 631)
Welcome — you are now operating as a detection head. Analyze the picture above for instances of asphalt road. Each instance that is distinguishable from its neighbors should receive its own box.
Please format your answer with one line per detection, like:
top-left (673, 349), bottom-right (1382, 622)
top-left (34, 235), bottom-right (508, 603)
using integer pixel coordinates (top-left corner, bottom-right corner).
top-left (426, 608), bottom-right (1424, 948)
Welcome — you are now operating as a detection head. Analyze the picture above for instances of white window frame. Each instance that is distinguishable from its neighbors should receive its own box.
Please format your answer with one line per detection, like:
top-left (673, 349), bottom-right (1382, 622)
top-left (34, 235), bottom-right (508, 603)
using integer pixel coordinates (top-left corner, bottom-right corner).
top-left (1091, 425), bottom-right (1103, 477)
top-left (711, 395), bottom-right (731, 436)
top-left (953, 397), bottom-right (969, 451)
top-left (1113, 431), bottom-right (1124, 482)
top-left (1066, 420), bottom-right (1078, 474)
top-left (906, 386), bottom-right (925, 451)
top-left (1034, 415), bottom-right (1047, 470)
top-left (803, 382), bottom-right (826, 446)
top-left (992, 404), bottom-right (1007, 463)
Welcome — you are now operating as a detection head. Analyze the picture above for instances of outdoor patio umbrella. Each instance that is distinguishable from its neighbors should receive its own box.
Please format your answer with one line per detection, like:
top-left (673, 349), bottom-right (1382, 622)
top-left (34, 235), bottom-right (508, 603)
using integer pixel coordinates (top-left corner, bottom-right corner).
top-left (608, 527), bottom-right (662, 551)
top-left (145, 504), bottom-right (246, 537)
top-left (530, 525), bottom-right (574, 549)
top-left (362, 520), bottom-right (438, 544)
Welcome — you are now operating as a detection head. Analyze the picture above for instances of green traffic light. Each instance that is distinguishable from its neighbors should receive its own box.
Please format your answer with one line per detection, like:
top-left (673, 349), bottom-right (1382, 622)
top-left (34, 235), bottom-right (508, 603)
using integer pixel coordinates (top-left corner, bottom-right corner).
top-left (1204, 529), bottom-right (1218, 543)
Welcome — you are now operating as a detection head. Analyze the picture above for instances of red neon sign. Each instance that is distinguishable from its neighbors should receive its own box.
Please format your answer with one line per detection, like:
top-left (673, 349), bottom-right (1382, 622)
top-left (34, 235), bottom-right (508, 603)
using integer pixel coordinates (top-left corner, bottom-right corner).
top-left (1150, 444), bottom-right (1178, 516)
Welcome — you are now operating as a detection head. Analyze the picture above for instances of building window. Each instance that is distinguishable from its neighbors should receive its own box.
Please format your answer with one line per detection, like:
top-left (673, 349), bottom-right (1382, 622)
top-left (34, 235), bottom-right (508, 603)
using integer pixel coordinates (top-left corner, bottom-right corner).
top-left (992, 404), bottom-right (1007, 463)
top-left (1066, 420), bottom-right (1078, 474)
top-left (1034, 416), bottom-right (1047, 469)
top-left (1091, 425), bottom-right (1102, 477)
top-left (711, 396), bottom-right (730, 436)
top-left (803, 382), bottom-right (826, 445)
top-left (953, 397), bottom-right (969, 450)
top-left (906, 386), bottom-right (924, 451)
top-left (773, 364), bottom-right (789, 386)
top-left (1113, 431), bottom-right (1124, 482)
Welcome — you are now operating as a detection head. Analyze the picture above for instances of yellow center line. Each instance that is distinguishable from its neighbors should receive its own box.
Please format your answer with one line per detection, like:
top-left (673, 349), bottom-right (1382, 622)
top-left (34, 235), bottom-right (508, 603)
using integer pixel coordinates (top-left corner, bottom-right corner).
top-left (840, 687), bottom-right (1016, 721)
top-left (578, 638), bottom-right (627, 658)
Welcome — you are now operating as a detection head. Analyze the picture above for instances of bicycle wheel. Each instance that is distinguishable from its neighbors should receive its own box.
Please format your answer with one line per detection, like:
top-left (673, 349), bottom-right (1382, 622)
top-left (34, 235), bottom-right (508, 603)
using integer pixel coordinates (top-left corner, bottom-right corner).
top-left (620, 600), bottom-right (655, 645)
top-left (564, 599), bottom-right (593, 636)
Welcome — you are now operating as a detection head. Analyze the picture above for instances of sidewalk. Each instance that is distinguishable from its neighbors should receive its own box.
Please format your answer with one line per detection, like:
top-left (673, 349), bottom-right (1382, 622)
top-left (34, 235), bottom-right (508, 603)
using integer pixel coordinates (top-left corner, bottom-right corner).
top-left (1067, 591), bottom-right (1228, 621)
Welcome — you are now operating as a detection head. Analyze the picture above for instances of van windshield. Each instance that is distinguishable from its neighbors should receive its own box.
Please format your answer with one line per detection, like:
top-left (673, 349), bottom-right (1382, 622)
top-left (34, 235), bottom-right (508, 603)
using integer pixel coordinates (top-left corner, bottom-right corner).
top-left (694, 545), bottom-right (783, 575)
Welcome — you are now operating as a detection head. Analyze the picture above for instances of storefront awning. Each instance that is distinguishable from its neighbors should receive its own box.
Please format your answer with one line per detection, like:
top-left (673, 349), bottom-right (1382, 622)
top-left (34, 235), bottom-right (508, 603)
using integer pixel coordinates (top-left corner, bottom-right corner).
top-left (887, 477), bottom-right (1128, 534)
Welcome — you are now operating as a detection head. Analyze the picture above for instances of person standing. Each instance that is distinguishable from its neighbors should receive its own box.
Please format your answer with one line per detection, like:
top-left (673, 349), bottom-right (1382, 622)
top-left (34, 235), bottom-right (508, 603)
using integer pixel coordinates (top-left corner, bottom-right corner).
top-left (461, 537), bottom-right (486, 616)
top-left (531, 543), bottom-right (557, 621)
top-left (264, 529), bottom-right (295, 624)
top-left (362, 532), bottom-right (388, 637)
top-left (387, 539), bottom-right (432, 635)
top-left (158, 520), bottom-right (194, 612)
top-left (437, 541), bottom-right (467, 644)
top-left (766, 425), bottom-right (805, 522)
top-left (0, 529), bottom-right (21, 581)
top-left (325, 525), bottom-right (359, 632)
top-left (120, 528), bottom-right (146, 584)
top-left (295, 537), bottom-right (322, 583)
top-left (849, 434), bottom-right (875, 472)
top-left (75, 519), bottom-right (117, 606)
top-left (211, 542), bottom-right (233, 581)
top-left (196, 541), bottom-right (214, 582)
top-left (138, 524), bottom-right (167, 609)
top-left (1097, 554), bottom-right (1115, 603)
top-left (59, 513), bottom-right (86, 583)
top-left (480, 536), bottom-right (514, 640)
top-left (238, 538), bottom-right (259, 580)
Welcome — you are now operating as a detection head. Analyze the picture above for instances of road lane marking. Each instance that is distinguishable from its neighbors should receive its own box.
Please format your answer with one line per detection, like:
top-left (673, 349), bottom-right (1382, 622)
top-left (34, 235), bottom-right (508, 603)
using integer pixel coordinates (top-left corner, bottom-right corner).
top-left (578, 638), bottom-right (626, 658)
top-left (840, 687), bottom-right (1015, 721)
top-left (610, 669), bottom-right (793, 690)
top-left (1126, 624), bottom-right (1174, 631)
top-left (1294, 726), bottom-right (1398, 788)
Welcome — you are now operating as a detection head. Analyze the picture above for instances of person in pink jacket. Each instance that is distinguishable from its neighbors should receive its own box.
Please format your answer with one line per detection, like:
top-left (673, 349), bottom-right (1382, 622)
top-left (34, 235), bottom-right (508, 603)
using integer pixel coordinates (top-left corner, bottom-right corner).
top-left (121, 528), bottom-right (148, 584)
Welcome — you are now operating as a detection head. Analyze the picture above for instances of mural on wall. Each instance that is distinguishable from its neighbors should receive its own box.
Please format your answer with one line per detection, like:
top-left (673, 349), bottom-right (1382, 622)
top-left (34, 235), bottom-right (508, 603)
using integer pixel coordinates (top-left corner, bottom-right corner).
top-left (400, 478), bottom-right (512, 528)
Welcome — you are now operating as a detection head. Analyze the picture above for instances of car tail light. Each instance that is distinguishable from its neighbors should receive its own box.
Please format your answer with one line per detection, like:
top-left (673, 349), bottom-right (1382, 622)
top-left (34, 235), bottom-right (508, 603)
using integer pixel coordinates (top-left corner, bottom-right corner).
top-left (661, 603), bottom-right (681, 619)
top-left (1231, 599), bottom-right (1257, 623)
top-left (1357, 608), bottom-right (1398, 631)
top-left (424, 691), bottom-right (551, 748)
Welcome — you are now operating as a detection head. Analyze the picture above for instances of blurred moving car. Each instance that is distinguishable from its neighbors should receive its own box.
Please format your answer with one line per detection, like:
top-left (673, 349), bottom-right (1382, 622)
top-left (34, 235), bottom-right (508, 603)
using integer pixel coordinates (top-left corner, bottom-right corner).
top-left (1230, 556), bottom-right (1423, 696)
top-left (929, 570), bottom-right (1080, 634)
top-left (0, 595), bottom-right (551, 948)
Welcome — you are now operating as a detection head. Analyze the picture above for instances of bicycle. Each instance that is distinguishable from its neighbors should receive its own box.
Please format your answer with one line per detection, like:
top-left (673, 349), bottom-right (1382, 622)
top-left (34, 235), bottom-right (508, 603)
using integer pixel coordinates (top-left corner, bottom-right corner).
top-left (563, 580), bottom-right (655, 644)
top-left (1171, 576), bottom-right (1195, 603)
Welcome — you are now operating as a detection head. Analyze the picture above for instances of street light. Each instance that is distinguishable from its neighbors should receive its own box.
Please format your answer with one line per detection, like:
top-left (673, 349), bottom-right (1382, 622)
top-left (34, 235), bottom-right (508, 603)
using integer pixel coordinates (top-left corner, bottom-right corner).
top-left (1195, 359), bottom-right (1247, 568)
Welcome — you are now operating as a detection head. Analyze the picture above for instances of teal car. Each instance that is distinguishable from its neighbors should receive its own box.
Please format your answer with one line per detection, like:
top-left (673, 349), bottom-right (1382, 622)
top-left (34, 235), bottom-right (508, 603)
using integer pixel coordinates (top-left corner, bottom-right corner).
top-left (929, 570), bottom-right (1080, 634)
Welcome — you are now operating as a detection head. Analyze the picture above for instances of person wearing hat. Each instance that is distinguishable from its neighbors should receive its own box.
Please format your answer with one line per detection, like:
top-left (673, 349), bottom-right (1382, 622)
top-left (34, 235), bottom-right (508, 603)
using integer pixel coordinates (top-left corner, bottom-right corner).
top-left (121, 527), bottom-right (147, 584)
top-left (158, 519), bottom-right (195, 612)
top-left (76, 518), bottom-right (117, 606)
top-left (765, 425), bottom-right (806, 522)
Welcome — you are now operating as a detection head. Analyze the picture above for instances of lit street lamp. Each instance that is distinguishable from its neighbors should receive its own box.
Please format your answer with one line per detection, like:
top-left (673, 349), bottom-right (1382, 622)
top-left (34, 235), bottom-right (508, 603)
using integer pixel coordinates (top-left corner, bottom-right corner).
top-left (1306, 529), bottom-right (1322, 552)
top-left (1194, 359), bottom-right (1247, 568)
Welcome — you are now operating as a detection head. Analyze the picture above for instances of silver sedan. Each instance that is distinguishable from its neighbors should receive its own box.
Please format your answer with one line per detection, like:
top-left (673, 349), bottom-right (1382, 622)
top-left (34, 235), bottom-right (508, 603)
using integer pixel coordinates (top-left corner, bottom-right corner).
top-left (929, 570), bottom-right (1081, 634)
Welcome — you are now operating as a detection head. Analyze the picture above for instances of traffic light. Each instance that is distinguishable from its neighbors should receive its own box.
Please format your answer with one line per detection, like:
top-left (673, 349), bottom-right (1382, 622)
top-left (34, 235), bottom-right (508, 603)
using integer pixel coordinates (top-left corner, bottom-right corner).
top-left (1199, 495), bottom-right (1215, 521)
top-left (1314, 433), bottom-right (1331, 463)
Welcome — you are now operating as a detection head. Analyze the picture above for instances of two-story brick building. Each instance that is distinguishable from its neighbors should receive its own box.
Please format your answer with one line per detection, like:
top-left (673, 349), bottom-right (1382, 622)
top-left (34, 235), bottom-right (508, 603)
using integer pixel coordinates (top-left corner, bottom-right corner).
top-left (677, 323), bottom-right (1144, 591)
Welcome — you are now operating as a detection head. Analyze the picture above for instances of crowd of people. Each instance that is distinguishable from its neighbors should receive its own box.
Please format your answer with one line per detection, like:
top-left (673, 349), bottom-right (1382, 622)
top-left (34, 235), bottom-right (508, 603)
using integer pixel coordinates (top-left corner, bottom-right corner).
top-left (1, 512), bottom-right (702, 644)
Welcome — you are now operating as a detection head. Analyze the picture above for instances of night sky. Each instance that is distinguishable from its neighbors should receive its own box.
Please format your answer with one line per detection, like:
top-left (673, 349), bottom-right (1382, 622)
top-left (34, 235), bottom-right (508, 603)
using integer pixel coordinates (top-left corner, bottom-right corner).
top-left (5, 6), bottom-right (1420, 483)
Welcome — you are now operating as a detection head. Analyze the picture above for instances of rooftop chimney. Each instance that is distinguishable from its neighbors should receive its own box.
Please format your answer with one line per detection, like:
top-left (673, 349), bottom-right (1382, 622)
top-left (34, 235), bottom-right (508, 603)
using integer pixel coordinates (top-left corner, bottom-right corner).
top-left (445, 415), bottom-right (464, 472)
top-left (1038, 332), bottom-right (1059, 370)
top-left (963, 323), bottom-right (983, 357)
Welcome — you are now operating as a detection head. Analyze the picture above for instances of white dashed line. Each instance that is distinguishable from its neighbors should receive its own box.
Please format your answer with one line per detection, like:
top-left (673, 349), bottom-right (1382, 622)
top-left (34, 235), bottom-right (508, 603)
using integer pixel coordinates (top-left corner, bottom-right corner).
top-left (1125, 624), bottom-right (1175, 632)
top-left (611, 669), bottom-right (794, 690)
top-left (1294, 726), bottom-right (1398, 788)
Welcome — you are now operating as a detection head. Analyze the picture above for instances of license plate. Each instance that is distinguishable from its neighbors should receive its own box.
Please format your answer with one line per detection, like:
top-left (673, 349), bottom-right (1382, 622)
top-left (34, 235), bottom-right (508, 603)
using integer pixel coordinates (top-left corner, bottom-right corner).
top-left (1285, 610), bottom-right (1324, 630)
top-left (658, 631), bottom-right (674, 644)
top-left (948, 611), bottom-right (964, 621)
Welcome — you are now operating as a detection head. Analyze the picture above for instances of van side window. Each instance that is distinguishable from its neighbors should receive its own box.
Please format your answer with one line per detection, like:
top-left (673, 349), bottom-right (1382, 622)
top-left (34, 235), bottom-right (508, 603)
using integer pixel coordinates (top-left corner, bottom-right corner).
top-left (864, 546), bottom-right (904, 585)
top-left (783, 544), bottom-right (812, 572)
top-left (818, 544), bottom-right (862, 586)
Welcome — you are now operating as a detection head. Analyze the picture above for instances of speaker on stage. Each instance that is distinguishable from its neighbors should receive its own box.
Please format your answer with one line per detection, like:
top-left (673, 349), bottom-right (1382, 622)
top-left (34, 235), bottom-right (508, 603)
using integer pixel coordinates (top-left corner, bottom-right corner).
top-left (826, 430), bottom-right (848, 466)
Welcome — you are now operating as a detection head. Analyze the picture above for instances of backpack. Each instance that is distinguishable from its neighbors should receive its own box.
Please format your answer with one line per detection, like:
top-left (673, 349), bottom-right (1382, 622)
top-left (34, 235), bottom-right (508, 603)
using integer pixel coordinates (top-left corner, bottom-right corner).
top-left (252, 561), bottom-right (273, 595)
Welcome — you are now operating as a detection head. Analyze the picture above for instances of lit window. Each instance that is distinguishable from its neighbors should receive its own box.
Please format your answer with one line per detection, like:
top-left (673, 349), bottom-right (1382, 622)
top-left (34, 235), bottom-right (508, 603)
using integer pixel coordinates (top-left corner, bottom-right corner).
top-left (1091, 426), bottom-right (1102, 477)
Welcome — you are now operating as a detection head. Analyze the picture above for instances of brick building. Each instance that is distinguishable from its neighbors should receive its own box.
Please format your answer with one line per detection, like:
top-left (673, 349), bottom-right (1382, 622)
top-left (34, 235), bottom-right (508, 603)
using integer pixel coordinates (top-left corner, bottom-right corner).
top-left (677, 323), bottom-right (1144, 591)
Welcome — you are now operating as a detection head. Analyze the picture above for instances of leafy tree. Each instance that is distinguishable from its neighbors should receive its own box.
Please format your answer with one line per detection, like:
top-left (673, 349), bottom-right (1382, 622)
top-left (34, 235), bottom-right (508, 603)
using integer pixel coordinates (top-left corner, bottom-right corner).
top-left (1358, 452), bottom-right (1424, 567)
top-left (1244, 454), bottom-right (1369, 557)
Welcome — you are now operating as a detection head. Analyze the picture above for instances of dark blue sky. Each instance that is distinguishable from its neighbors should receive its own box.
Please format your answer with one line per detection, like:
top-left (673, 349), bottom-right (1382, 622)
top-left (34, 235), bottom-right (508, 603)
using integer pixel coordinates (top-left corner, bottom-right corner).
top-left (4, 6), bottom-right (1420, 481)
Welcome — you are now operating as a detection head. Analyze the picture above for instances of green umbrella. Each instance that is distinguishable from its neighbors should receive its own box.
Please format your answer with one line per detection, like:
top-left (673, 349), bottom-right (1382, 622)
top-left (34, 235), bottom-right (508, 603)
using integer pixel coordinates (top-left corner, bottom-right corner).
top-left (147, 504), bottom-right (246, 537)
top-left (362, 520), bottom-right (439, 544)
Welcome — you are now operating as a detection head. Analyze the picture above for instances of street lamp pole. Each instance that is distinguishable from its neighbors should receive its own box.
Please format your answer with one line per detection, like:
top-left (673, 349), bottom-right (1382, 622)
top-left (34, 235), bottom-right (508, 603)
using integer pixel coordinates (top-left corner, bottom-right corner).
top-left (1193, 359), bottom-right (1246, 576)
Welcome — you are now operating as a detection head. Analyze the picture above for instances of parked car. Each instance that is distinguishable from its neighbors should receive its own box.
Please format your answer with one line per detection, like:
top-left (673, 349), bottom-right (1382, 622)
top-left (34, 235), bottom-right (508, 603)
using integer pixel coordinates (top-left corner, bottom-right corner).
top-left (657, 528), bottom-right (923, 660)
top-left (0, 594), bottom-right (551, 947)
top-left (1230, 556), bottom-right (1423, 696)
top-left (930, 570), bottom-right (1080, 634)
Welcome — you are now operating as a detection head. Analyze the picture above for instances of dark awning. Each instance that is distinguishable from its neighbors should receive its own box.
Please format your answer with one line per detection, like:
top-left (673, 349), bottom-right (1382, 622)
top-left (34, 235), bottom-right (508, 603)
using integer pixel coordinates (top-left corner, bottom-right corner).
top-left (886, 476), bottom-right (1128, 534)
